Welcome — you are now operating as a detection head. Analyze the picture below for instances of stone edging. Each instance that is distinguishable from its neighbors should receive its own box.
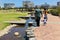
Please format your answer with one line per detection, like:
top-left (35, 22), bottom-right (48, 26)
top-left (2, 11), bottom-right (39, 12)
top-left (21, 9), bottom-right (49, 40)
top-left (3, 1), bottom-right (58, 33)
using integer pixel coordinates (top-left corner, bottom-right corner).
top-left (0, 24), bottom-right (17, 37)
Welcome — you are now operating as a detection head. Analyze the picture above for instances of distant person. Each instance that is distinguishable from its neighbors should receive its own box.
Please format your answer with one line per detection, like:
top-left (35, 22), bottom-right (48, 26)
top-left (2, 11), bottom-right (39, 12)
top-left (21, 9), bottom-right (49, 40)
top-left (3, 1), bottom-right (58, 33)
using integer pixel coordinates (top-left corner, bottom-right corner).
top-left (43, 8), bottom-right (48, 25)
top-left (34, 8), bottom-right (42, 27)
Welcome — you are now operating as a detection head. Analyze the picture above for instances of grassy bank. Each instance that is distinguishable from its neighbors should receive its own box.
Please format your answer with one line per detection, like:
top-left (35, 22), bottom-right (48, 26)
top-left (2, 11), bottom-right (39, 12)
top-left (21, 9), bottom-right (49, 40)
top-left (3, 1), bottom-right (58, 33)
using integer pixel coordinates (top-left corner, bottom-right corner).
top-left (0, 11), bottom-right (28, 30)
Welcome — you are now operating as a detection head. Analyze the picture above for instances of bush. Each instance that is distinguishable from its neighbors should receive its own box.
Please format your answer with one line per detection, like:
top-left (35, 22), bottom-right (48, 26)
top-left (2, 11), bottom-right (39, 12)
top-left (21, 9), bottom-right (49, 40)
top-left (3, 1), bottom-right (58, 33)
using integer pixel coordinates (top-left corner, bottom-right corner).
top-left (50, 9), bottom-right (59, 16)
top-left (49, 7), bottom-right (60, 16)
top-left (56, 6), bottom-right (60, 16)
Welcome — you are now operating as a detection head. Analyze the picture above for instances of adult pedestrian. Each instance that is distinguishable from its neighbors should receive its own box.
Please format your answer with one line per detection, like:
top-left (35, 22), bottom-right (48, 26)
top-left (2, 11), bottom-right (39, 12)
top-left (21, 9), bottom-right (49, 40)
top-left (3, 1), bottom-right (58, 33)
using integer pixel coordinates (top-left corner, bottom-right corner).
top-left (34, 8), bottom-right (42, 27)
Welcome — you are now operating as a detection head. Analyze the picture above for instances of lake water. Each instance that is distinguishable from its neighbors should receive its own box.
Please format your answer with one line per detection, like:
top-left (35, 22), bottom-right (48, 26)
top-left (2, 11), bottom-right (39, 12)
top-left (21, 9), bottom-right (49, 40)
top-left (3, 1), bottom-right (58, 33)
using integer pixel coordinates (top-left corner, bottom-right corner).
top-left (0, 26), bottom-right (27, 40)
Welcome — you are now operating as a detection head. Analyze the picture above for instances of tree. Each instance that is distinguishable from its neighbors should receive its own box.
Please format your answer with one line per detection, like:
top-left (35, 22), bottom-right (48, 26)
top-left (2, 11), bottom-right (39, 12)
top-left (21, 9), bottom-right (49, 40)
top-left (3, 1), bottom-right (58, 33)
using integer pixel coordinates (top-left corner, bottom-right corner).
top-left (0, 6), bottom-right (1, 10)
top-left (40, 3), bottom-right (50, 9)
top-left (23, 1), bottom-right (34, 11)
top-left (56, 6), bottom-right (60, 16)
top-left (51, 6), bottom-right (57, 9)
top-left (35, 5), bottom-right (40, 9)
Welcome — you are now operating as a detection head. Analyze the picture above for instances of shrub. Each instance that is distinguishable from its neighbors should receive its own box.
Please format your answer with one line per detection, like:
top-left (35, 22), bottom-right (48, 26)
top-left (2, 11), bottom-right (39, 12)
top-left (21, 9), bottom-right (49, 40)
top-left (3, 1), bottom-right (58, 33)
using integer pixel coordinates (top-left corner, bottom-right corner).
top-left (50, 9), bottom-right (59, 16)
top-left (56, 6), bottom-right (60, 16)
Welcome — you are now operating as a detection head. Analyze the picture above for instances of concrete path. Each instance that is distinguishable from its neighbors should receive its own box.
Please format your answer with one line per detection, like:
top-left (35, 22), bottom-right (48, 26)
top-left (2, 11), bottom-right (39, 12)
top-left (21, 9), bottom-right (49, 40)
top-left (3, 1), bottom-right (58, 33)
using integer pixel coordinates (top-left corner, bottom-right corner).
top-left (34, 14), bottom-right (60, 40)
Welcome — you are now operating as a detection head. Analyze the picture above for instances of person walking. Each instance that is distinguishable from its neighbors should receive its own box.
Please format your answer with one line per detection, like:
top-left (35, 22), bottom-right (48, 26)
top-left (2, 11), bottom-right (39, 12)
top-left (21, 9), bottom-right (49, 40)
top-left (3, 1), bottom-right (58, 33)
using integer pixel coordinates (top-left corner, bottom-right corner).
top-left (34, 8), bottom-right (42, 27)
top-left (43, 8), bottom-right (48, 25)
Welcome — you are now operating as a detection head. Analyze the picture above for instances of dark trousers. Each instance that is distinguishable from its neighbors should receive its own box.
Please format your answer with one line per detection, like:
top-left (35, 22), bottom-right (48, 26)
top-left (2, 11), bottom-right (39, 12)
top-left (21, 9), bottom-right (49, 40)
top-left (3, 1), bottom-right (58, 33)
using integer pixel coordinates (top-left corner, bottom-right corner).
top-left (35, 17), bottom-right (40, 26)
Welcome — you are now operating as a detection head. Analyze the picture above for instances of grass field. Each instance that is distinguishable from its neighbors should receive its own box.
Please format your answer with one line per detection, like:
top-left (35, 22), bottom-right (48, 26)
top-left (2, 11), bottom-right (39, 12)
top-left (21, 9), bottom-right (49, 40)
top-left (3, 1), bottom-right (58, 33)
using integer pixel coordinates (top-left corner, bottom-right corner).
top-left (0, 10), bottom-right (28, 30)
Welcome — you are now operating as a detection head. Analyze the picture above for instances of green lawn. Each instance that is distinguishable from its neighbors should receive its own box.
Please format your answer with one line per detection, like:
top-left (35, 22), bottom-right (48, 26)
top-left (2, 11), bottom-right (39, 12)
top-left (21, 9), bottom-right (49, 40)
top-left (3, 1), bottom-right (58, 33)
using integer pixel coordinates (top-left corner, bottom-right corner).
top-left (0, 11), bottom-right (28, 30)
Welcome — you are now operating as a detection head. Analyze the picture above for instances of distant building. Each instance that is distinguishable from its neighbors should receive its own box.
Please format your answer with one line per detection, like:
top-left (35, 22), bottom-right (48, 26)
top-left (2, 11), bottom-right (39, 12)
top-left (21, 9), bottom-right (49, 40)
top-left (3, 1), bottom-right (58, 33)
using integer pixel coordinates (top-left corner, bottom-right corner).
top-left (23, 1), bottom-right (34, 8)
top-left (4, 3), bottom-right (15, 8)
top-left (57, 1), bottom-right (60, 6)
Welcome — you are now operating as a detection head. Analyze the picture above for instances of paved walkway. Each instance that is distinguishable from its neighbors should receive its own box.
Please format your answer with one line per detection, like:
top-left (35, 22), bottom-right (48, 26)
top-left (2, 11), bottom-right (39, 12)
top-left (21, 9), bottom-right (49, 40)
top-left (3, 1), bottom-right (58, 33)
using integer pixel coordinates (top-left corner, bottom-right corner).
top-left (34, 14), bottom-right (60, 40)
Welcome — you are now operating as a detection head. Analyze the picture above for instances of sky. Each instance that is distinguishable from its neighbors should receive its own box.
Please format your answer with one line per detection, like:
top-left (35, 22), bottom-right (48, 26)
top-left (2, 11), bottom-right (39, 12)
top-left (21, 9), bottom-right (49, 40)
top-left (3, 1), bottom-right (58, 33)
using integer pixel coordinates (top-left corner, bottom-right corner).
top-left (0, 0), bottom-right (60, 7)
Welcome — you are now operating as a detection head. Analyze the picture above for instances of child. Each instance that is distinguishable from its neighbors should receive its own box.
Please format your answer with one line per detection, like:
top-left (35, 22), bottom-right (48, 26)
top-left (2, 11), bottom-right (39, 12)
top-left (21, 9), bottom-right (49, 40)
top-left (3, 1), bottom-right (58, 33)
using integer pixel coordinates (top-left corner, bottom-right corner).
top-left (43, 8), bottom-right (48, 25)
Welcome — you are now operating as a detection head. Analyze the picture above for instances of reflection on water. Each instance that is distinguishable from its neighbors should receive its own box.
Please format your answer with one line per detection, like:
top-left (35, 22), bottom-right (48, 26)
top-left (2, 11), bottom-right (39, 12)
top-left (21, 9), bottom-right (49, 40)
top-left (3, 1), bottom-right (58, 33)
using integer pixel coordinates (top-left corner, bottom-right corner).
top-left (0, 26), bottom-right (27, 40)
